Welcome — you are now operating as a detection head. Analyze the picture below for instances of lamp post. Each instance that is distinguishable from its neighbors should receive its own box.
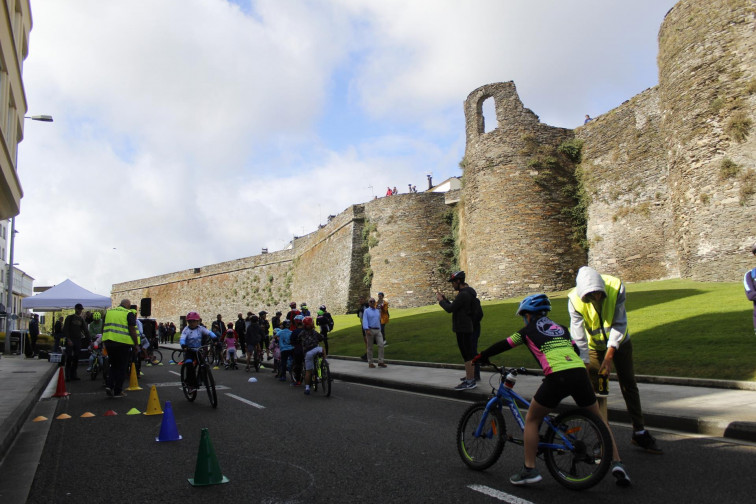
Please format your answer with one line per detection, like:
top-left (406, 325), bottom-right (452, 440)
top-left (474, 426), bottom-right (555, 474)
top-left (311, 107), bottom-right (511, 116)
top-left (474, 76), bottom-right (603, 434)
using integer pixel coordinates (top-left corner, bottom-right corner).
top-left (3, 114), bottom-right (54, 355)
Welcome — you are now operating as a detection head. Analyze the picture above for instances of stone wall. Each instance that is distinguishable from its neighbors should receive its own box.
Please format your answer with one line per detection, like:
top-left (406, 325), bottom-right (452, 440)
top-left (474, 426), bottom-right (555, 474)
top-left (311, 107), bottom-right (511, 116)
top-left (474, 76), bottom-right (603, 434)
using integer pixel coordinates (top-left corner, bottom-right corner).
top-left (364, 192), bottom-right (451, 307)
top-left (658, 0), bottom-right (756, 281)
top-left (576, 87), bottom-right (679, 282)
top-left (459, 82), bottom-right (586, 299)
top-left (112, 194), bottom-right (451, 322)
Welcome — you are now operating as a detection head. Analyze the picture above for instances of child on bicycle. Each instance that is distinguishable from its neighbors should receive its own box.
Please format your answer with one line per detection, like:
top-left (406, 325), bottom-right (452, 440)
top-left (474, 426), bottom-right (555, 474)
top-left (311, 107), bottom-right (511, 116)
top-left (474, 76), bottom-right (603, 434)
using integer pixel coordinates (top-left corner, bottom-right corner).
top-left (180, 311), bottom-right (218, 391)
top-left (301, 316), bottom-right (325, 395)
top-left (277, 320), bottom-right (293, 381)
top-left (224, 328), bottom-right (239, 370)
top-left (86, 333), bottom-right (103, 372)
top-left (269, 329), bottom-right (281, 374)
top-left (472, 294), bottom-right (630, 487)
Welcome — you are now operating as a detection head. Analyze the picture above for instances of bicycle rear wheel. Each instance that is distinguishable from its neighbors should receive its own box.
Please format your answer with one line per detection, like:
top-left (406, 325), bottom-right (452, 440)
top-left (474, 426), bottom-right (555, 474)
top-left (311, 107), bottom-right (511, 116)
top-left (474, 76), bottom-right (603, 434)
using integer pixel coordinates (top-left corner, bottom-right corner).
top-left (456, 401), bottom-right (506, 470)
top-left (202, 366), bottom-right (218, 408)
top-left (180, 364), bottom-right (197, 402)
top-left (151, 349), bottom-right (163, 365)
top-left (543, 409), bottom-right (612, 491)
top-left (319, 359), bottom-right (331, 397)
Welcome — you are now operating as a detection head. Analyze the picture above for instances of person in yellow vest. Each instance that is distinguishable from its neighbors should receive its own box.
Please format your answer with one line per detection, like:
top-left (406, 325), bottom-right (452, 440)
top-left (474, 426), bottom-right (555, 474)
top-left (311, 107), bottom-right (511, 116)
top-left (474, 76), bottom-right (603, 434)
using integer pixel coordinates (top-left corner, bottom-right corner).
top-left (102, 299), bottom-right (140, 398)
top-left (568, 266), bottom-right (662, 454)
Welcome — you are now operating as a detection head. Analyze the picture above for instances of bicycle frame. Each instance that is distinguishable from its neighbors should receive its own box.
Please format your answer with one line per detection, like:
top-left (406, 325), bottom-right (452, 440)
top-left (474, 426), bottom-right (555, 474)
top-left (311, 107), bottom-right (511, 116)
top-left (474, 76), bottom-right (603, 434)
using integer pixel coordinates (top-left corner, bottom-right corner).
top-left (475, 370), bottom-right (580, 454)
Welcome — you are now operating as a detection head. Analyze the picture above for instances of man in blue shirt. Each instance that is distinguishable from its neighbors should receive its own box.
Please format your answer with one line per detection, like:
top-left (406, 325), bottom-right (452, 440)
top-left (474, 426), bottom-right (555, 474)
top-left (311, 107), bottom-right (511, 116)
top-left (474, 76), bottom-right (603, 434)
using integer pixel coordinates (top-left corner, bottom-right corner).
top-left (362, 297), bottom-right (387, 368)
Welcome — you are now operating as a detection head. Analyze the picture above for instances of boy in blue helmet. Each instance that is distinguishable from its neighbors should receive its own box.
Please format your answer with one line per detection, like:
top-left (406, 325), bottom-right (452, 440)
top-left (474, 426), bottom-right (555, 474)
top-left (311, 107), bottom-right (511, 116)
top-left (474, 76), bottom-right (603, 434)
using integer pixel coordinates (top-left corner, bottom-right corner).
top-left (473, 293), bottom-right (630, 488)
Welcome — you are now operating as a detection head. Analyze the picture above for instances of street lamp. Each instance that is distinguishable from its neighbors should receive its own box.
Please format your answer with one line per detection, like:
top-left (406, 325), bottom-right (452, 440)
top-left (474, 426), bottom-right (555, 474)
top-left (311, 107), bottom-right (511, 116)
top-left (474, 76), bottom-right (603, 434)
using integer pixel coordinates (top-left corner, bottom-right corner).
top-left (4, 114), bottom-right (53, 355)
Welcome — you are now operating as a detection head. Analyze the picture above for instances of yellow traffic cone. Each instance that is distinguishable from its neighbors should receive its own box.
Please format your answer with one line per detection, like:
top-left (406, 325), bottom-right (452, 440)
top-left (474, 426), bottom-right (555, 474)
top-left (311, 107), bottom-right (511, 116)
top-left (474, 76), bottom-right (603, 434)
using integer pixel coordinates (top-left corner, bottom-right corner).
top-left (144, 385), bottom-right (163, 415)
top-left (126, 363), bottom-right (143, 391)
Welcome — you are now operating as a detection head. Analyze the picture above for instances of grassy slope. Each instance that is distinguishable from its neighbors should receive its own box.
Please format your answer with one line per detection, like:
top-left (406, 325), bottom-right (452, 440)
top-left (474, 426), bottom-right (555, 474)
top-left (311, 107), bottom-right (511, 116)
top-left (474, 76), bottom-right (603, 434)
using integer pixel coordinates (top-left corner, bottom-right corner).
top-left (327, 279), bottom-right (756, 381)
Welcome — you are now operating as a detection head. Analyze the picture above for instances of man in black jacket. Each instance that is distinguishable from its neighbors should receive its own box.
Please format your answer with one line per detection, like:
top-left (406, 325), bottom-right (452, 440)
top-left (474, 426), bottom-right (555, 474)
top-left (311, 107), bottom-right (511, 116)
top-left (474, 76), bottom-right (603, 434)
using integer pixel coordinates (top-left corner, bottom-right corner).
top-left (437, 271), bottom-right (477, 390)
top-left (234, 313), bottom-right (247, 356)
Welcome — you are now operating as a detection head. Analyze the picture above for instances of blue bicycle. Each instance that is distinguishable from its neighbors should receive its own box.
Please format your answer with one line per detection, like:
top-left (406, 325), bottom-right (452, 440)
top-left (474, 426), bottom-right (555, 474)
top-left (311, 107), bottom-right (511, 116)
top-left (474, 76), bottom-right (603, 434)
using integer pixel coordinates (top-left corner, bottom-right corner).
top-left (456, 363), bottom-right (612, 490)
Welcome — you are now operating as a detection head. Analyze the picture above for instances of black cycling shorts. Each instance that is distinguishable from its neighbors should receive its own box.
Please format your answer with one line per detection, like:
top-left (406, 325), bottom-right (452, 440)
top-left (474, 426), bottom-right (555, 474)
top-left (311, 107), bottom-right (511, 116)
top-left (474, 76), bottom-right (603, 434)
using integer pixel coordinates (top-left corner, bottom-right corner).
top-left (533, 367), bottom-right (597, 409)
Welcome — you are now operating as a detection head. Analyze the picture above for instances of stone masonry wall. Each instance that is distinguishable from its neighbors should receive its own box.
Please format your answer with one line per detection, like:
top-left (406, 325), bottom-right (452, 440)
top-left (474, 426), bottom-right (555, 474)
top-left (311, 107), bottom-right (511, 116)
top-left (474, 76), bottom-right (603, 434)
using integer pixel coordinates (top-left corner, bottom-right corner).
top-left (576, 87), bottom-right (680, 281)
top-left (460, 82), bottom-right (587, 299)
top-left (658, 0), bottom-right (756, 281)
top-left (364, 192), bottom-right (451, 307)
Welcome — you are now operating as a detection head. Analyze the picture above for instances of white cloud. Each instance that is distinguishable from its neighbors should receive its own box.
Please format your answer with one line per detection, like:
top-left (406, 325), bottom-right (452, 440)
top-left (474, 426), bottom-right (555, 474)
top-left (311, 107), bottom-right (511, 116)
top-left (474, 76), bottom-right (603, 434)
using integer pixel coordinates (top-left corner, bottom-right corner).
top-left (13, 0), bottom-right (677, 296)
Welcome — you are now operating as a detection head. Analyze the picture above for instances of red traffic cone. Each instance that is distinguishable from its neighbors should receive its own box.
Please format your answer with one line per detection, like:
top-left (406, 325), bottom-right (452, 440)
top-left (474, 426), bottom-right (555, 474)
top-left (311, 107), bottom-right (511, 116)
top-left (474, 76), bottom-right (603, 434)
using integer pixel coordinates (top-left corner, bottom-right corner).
top-left (52, 368), bottom-right (70, 397)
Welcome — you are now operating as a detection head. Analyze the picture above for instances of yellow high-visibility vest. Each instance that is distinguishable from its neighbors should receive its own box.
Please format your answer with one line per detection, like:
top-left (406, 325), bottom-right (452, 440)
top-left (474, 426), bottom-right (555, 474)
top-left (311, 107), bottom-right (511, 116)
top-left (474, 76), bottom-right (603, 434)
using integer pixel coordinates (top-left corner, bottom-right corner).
top-left (102, 306), bottom-right (135, 345)
top-left (568, 274), bottom-right (625, 350)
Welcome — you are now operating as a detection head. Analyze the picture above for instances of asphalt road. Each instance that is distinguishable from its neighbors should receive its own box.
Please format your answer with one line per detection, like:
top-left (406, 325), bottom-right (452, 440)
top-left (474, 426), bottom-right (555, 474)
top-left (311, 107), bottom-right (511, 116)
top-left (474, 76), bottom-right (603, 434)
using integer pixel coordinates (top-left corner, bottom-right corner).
top-left (18, 362), bottom-right (756, 503)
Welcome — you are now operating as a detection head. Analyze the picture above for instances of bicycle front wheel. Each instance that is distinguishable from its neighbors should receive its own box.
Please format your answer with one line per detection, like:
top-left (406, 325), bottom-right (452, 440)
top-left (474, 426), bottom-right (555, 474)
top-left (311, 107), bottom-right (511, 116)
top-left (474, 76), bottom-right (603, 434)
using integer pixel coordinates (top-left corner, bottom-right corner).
top-left (171, 349), bottom-right (184, 364)
top-left (203, 366), bottom-right (218, 408)
top-left (456, 401), bottom-right (506, 470)
top-left (543, 409), bottom-right (612, 491)
top-left (181, 364), bottom-right (197, 402)
top-left (320, 359), bottom-right (331, 397)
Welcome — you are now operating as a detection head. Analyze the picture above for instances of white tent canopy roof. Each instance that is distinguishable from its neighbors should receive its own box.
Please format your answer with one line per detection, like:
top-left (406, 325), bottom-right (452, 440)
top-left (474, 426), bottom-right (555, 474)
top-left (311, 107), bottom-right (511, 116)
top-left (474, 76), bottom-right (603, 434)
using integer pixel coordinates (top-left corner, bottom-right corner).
top-left (21, 279), bottom-right (112, 311)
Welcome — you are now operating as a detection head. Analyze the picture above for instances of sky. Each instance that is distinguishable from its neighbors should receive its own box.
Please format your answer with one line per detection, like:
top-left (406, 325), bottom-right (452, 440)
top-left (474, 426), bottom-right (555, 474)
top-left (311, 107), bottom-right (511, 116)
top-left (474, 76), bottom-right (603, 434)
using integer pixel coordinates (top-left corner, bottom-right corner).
top-left (13, 0), bottom-right (679, 295)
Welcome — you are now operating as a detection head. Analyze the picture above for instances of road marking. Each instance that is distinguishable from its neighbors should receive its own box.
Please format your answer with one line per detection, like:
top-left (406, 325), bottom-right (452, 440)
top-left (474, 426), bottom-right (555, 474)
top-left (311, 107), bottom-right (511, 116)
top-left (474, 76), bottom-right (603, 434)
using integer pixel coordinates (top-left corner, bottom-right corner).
top-left (467, 484), bottom-right (536, 504)
top-left (225, 393), bottom-right (265, 409)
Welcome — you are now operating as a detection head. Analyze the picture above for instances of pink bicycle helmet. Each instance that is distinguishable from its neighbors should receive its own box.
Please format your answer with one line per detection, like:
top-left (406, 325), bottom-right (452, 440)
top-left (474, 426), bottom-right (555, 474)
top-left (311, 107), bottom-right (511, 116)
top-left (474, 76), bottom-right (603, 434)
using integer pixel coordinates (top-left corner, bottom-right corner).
top-left (187, 311), bottom-right (201, 321)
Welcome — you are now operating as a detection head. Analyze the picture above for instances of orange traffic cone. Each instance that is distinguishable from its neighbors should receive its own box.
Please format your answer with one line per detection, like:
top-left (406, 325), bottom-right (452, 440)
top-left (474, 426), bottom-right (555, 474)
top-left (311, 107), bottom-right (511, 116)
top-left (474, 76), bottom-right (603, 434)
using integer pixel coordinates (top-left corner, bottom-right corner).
top-left (126, 363), bottom-right (142, 391)
top-left (52, 368), bottom-right (70, 397)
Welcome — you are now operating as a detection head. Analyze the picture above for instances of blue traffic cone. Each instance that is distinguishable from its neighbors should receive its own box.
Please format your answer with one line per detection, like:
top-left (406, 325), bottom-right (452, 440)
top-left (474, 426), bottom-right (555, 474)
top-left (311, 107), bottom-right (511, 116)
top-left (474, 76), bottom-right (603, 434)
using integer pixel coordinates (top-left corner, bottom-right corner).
top-left (188, 428), bottom-right (229, 486)
top-left (155, 401), bottom-right (182, 442)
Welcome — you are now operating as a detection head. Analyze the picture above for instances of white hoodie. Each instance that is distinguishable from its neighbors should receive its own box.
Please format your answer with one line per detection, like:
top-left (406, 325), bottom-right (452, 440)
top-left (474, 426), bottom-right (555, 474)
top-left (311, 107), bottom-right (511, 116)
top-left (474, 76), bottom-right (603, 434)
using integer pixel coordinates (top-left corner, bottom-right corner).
top-left (568, 266), bottom-right (629, 362)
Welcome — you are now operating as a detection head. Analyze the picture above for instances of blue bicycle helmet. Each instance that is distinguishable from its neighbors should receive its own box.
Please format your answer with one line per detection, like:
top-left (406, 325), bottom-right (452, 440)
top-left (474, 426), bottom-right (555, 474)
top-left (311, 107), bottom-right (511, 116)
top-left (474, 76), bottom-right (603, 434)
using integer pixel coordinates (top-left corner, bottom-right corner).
top-left (516, 294), bottom-right (551, 316)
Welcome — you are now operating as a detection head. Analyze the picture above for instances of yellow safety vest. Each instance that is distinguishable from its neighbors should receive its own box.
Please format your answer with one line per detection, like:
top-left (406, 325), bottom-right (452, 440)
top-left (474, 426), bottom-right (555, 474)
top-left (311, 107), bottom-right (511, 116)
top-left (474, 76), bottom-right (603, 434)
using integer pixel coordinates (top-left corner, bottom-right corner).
top-left (568, 274), bottom-right (625, 350)
top-left (102, 306), bottom-right (135, 345)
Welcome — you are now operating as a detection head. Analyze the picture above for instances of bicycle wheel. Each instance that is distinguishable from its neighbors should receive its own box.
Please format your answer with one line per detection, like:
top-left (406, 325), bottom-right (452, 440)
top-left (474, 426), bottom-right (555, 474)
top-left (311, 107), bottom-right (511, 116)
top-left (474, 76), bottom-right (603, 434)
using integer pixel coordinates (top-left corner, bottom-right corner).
top-left (152, 349), bottom-right (163, 365)
top-left (90, 360), bottom-right (99, 381)
top-left (202, 366), bottom-right (218, 408)
top-left (171, 349), bottom-right (184, 364)
top-left (319, 358), bottom-right (331, 397)
top-left (543, 409), bottom-right (612, 491)
top-left (180, 364), bottom-right (197, 402)
top-left (456, 401), bottom-right (506, 470)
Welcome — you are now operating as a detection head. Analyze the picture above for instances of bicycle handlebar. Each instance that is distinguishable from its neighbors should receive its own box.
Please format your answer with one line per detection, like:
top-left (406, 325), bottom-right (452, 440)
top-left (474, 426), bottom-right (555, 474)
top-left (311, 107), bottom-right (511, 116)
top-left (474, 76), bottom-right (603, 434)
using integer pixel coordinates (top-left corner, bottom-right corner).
top-left (487, 362), bottom-right (540, 377)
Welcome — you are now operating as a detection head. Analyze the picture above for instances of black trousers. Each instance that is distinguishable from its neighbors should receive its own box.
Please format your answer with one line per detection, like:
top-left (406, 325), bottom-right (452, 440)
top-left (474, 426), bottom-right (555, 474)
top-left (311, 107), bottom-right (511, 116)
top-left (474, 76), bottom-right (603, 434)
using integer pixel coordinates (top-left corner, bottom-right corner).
top-left (65, 338), bottom-right (81, 379)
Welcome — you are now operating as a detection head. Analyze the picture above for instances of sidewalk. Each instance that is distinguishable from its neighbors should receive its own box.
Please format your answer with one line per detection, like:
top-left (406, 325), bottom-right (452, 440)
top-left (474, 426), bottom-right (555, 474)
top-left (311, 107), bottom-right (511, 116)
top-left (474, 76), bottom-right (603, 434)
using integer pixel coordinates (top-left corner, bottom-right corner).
top-left (2, 349), bottom-right (756, 466)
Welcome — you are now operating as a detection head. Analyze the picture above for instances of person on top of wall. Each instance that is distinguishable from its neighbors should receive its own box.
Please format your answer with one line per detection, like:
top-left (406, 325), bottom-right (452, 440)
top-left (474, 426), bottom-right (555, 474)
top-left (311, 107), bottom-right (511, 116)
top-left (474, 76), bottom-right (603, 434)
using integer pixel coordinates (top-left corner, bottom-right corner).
top-left (568, 266), bottom-right (662, 454)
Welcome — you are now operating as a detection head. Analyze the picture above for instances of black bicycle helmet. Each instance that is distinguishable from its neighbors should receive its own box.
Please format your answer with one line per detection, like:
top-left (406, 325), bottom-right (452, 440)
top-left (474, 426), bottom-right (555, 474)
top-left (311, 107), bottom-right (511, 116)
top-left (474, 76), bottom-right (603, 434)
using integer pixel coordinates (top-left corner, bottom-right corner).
top-left (449, 271), bottom-right (465, 282)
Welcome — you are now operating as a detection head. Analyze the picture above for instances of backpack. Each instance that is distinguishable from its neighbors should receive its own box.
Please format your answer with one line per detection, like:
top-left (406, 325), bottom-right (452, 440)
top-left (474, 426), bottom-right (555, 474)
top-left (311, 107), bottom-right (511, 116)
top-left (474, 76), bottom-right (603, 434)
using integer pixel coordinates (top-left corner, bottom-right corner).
top-left (472, 297), bottom-right (484, 324)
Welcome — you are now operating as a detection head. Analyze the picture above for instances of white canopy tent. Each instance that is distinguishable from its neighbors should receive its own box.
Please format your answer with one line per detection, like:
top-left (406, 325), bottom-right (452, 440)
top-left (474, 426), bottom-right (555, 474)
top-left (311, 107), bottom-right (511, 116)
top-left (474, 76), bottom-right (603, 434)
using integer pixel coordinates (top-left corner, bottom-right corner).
top-left (21, 279), bottom-right (112, 311)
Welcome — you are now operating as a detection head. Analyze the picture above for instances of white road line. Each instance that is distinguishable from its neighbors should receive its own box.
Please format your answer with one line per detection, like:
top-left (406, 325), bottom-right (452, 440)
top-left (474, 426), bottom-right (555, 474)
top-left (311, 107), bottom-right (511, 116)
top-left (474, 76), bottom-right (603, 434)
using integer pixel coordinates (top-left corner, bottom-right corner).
top-left (467, 484), bottom-right (536, 504)
top-left (226, 393), bottom-right (265, 409)
top-left (169, 370), bottom-right (180, 376)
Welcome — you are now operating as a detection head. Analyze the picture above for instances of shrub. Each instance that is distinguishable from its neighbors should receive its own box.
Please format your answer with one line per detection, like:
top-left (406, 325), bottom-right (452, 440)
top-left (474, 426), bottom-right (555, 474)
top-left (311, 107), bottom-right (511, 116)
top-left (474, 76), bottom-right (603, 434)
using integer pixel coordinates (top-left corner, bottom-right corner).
top-left (725, 111), bottom-right (752, 142)
top-left (739, 169), bottom-right (756, 205)
top-left (719, 158), bottom-right (740, 180)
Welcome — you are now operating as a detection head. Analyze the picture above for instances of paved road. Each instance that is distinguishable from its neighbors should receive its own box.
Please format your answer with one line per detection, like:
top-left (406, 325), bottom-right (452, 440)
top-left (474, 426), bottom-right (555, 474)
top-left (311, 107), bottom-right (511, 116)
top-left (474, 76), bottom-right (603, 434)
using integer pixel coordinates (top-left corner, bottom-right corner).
top-left (12, 362), bottom-right (756, 503)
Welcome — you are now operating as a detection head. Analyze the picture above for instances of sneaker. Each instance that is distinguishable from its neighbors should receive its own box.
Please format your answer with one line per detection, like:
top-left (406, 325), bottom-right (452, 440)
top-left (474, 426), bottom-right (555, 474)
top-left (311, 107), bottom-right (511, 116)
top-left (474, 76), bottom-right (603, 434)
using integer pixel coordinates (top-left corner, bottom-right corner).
top-left (611, 461), bottom-right (631, 487)
top-left (378, 362), bottom-right (387, 368)
top-left (114, 392), bottom-right (127, 398)
top-left (631, 431), bottom-right (663, 454)
top-left (510, 466), bottom-right (542, 486)
top-left (454, 379), bottom-right (477, 391)
top-left (369, 363), bottom-right (376, 368)
top-left (360, 354), bottom-right (367, 361)
top-left (304, 388), bottom-right (310, 395)
top-left (86, 367), bottom-right (92, 372)
top-left (105, 387), bottom-right (113, 397)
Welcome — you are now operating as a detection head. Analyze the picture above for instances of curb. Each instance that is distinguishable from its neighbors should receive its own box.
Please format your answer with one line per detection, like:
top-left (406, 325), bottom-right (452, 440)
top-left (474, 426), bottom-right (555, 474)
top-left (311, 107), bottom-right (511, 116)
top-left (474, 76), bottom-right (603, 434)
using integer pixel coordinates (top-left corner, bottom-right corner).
top-left (329, 357), bottom-right (756, 443)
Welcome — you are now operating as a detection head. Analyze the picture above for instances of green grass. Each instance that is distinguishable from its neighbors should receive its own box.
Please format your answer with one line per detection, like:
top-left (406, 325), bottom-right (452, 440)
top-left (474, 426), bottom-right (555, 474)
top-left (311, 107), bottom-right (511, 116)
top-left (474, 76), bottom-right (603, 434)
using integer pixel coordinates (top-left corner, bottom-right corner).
top-left (328, 279), bottom-right (756, 381)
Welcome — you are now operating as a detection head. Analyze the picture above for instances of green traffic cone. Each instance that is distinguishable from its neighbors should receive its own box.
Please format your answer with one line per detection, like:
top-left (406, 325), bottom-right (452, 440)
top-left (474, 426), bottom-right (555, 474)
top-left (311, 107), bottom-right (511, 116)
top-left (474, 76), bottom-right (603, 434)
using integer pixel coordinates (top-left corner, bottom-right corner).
top-left (188, 428), bottom-right (230, 486)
